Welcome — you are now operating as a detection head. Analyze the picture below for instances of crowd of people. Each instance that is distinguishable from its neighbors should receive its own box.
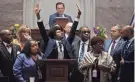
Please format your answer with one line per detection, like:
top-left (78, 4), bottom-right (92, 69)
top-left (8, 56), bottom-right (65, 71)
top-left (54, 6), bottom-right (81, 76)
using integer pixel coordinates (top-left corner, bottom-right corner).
top-left (0, 2), bottom-right (134, 82)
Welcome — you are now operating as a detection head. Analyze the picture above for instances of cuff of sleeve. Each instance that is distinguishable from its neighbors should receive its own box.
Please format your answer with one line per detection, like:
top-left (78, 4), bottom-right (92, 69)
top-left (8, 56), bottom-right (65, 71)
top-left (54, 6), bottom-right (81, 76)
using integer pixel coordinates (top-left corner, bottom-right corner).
top-left (74, 18), bottom-right (79, 22)
top-left (37, 18), bottom-right (43, 22)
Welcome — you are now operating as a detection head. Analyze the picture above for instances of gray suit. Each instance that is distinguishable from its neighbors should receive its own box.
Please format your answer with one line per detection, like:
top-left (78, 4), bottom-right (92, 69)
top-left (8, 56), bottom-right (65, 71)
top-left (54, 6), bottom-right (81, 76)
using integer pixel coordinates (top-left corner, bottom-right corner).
top-left (70, 37), bottom-right (91, 82)
top-left (72, 37), bottom-right (91, 59)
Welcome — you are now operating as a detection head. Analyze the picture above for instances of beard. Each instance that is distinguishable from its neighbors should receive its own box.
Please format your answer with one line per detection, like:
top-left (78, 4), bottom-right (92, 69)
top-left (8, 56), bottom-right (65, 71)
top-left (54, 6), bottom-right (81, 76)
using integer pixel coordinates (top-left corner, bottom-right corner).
top-left (122, 36), bottom-right (129, 41)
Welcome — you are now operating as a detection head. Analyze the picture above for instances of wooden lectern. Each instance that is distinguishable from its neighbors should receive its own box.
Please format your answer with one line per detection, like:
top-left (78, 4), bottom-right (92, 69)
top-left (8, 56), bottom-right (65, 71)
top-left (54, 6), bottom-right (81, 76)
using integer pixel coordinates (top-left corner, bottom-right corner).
top-left (38, 59), bottom-right (76, 82)
top-left (55, 17), bottom-right (68, 29)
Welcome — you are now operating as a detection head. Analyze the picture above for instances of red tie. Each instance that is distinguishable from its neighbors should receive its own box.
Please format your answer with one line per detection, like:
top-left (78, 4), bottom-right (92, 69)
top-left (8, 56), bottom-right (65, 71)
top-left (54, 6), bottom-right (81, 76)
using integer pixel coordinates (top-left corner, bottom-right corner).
top-left (110, 40), bottom-right (116, 55)
top-left (6, 44), bottom-right (12, 48)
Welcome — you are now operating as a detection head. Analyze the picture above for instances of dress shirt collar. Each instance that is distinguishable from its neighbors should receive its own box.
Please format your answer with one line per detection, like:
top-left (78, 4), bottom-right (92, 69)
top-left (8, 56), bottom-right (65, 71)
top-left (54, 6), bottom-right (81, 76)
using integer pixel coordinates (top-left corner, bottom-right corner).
top-left (80, 40), bottom-right (89, 45)
top-left (129, 37), bottom-right (134, 43)
top-left (114, 37), bottom-right (121, 43)
top-left (3, 42), bottom-right (8, 47)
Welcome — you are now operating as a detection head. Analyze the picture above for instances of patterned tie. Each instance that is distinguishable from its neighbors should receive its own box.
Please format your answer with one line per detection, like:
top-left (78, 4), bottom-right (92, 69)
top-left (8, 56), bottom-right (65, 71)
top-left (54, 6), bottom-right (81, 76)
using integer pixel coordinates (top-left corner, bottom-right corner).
top-left (110, 40), bottom-right (116, 56)
top-left (79, 42), bottom-right (85, 62)
top-left (58, 42), bottom-right (62, 52)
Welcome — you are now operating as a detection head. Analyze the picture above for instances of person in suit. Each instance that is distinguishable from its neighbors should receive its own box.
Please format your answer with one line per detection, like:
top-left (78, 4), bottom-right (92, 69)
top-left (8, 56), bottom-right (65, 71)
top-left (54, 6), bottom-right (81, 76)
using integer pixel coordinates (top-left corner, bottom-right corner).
top-left (118, 26), bottom-right (134, 82)
top-left (69, 26), bottom-right (91, 82)
top-left (0, 30), bottom-right (21, 82)
top-left (104, 25), bottom-right (124, 82)
top-left (34, 4), bottom-right (81, 59)
top-left (13, 40), bottom-right (42, 82)
top-left (49, 2), bottom-right (73, 28)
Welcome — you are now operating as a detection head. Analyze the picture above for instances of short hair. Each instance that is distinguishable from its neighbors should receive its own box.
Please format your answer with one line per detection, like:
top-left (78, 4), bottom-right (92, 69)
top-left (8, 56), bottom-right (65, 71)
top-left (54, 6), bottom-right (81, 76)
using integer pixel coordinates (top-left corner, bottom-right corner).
top-left (48, 24), bottom-right (63, 39)
top-left (91, 36), bottom-right (104, 48)
top-left (79, 26), bottom-right (89, 32)
top-left (0, 30), bottom-right (10, 39)
top-left (21, 40), bottom-right (38, 57)
top-left (112, 24), bottom-right (123, 31)
top-left (123, 25), bottom-right (134, 35)
top-left (56, 2), bottom-right (65, 9)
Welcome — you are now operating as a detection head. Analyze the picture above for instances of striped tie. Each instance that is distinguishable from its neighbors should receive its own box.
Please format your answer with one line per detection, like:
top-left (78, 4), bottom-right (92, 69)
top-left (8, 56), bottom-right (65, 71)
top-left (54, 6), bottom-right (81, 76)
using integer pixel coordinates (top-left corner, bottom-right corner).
top-left (79, 42), bottom-right (85, 62)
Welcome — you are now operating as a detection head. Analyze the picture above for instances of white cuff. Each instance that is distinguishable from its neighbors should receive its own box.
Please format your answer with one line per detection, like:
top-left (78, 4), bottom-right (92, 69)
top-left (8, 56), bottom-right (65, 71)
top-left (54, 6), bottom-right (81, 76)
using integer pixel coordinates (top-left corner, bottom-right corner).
top-left (74, 18), bottom-right (79, 22)
top-left (37, 18), bottom-right (43, 22)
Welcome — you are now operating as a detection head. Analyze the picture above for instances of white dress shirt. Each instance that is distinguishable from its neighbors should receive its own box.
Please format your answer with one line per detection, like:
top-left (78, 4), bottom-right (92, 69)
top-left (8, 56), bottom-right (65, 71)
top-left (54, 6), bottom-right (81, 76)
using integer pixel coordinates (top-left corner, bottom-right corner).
top-left (127, 37), bottom-right (134, 48)
top-left (56, 40), bottom-right (64, 59)
top-left (3, 42), bottom-right (12, 54)
top-left (78, 40), bottom-right (89, 62)
top-left (108, 37), bottom-right (121, 55)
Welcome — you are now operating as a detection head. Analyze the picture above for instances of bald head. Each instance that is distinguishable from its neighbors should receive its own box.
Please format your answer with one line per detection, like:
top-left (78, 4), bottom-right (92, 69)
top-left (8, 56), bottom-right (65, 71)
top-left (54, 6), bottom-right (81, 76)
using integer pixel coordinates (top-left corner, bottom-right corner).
top-left (121, 25), bottom-right (134, 41)
top-left (0, 30), bottom-right (12, 43)
top-left (0, 30), bottom-right (10, 35)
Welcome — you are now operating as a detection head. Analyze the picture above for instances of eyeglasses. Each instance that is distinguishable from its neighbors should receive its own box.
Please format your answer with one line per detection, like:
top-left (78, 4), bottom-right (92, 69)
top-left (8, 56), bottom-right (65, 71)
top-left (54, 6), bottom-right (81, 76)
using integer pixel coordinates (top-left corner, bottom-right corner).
top-left (81, 31), bottom-right (90, 34)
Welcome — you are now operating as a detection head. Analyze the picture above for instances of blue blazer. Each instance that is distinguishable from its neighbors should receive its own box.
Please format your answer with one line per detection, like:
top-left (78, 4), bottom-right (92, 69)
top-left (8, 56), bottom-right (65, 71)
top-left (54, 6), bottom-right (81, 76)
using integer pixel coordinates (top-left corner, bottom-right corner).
top-left (49, 12), bottom-right (73, 28)
top-left (13, 53), bottom-right (42, 82)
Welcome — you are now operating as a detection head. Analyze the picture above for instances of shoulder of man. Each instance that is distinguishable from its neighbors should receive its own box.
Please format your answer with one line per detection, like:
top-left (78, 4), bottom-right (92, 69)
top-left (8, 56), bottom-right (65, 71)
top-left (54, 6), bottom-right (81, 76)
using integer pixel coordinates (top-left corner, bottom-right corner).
top-left (64, 14), bottom-right (71, 17)
top-left (50, 12), bottom-right (58, 17)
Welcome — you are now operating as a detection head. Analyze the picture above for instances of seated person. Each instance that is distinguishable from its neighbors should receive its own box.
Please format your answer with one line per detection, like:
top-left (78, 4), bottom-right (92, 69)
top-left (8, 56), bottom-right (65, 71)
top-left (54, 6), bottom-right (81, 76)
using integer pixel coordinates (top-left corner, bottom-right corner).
top-left (13, 40), bottom-right (42, 82)
top-left (79, 36), bottom-right (116, 82)
top-left (49, 2), bottom-right (73, 28)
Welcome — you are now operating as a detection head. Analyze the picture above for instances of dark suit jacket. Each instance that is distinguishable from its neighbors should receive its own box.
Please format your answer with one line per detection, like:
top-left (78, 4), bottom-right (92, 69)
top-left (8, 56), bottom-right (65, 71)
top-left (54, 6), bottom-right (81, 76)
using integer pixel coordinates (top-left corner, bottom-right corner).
top-left (104, 38), bottom-right (124, 82)
top-left (0, 42), bottom-right (20, 82)
top-left (37, 19), bottom-right (78, 59)
top-left (49, 12), bottom-right (73, 28)
top-left (119, 40), bottom-right (134, 82)
top-left (104, 38), bottom-right (124, 64)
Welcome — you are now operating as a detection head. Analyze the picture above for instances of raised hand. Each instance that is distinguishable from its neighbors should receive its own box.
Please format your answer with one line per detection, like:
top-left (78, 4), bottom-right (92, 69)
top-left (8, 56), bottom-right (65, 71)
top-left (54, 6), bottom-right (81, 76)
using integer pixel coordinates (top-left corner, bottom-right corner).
top-left (34, 4), bottom-right (40, 15)
top-left (76, 4), bottom-right (81, 18)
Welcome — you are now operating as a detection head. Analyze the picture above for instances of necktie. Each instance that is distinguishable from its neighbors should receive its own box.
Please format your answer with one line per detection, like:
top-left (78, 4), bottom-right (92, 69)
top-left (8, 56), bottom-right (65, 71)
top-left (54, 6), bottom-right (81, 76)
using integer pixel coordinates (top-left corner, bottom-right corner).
top-left (58, 42), bottom-right (62, 52)
top-left (110, 40), bottom-right (116, 55)
top-left (79, 42), bottom-right (85, 62)
top-left (6, 44), bottom-right (12, 48)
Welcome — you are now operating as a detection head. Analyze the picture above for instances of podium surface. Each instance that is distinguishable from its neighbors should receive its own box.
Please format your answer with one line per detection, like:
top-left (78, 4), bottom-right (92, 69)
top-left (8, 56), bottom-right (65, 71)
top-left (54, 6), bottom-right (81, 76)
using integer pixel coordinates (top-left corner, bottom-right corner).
top-left (55, 17), bottom-right (68, 29)
top-left (38, 59), bottom-right (76, 82)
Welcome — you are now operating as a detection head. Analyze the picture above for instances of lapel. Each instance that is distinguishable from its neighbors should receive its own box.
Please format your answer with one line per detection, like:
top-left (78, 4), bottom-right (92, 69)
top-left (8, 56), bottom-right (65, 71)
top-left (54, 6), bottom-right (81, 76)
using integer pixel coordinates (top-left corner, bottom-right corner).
top-left (123, 40), bottom-right (134, 57)
top-left (12, 45), bottom-right (18, 62)
top-left (127, 40), bottom-right (134, 52)
top-left (0, 43), bottom-right (12, 62)
top-left (75, 40), bottom-right (81, 58)
top-left (25, 56), bottom-right (35, 67)
top-left (87, 41), bottom-right (91, 52)
top-left (112, 38), bottom-right (123, 55)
